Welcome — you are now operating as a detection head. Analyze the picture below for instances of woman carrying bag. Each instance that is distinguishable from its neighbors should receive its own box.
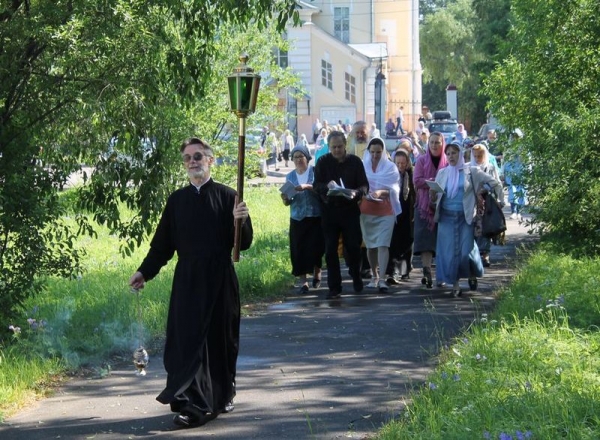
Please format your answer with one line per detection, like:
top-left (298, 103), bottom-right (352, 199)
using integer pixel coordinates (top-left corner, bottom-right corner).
top-left (431, 142), bottom-right (504, 297)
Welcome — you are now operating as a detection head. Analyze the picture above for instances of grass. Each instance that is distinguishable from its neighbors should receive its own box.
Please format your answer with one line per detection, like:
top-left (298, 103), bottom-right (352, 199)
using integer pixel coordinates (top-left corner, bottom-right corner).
top-left (377, 250), bottom-right (600, 439)
top-left (0, 185), bottom-right (293, 420)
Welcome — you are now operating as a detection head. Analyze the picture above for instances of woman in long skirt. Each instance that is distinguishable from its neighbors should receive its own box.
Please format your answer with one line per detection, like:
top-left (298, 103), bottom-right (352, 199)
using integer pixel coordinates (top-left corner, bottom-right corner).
top-left (412, 132), bottom-right (448, 288)
top-left (432, 142), bottom-right (504, 297)
top-left (387, 148), bottom-right (416, 282)
top-left (281, 144), bottom-right (324, 293)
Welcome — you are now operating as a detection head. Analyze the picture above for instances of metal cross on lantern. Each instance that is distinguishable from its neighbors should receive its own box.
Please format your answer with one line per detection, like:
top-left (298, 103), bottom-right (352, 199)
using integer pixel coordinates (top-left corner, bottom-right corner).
top-left (228, 53), bottom-right (261, 262)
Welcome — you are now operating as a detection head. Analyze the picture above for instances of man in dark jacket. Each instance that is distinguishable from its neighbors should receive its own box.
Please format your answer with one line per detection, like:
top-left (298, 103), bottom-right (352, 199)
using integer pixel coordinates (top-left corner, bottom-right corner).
top-left (129, 137), bottom-right (253, 429)
top-left (313, 131), bottom-right (369, 299)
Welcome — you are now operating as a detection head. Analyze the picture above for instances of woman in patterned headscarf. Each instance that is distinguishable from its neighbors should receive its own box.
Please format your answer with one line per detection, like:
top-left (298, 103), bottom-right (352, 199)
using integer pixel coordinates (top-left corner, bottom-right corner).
top-left (412, 132), bottom-right (448, 288)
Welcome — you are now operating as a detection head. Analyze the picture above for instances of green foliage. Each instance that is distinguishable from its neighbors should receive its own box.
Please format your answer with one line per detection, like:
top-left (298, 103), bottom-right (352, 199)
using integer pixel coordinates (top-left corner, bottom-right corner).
top-left (420, 0), bottom-right (487, 126)
top-left (1, 186), bottom-right (291, 372)
top-left (484, 0), bottom-right (600, 256)
top-left (378, 250), bottom-right (600, 439)
top-left (0, 0), bottom-right (298, 323)
top-left (420, 0), bottom-right (513, 129)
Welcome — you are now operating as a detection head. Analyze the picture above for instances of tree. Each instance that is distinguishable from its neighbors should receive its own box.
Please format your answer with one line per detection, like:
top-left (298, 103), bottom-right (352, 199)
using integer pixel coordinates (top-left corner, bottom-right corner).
top-left (420, 0), bottom-right (483, 124)
top-left (0, 0), bottom-right (298, 325)
top-left (419, 0), bottom-right (453, 19)
top-left (420, 0), bottom-right (512, 131)
top-left (484, 0), bottom-right (600, 256)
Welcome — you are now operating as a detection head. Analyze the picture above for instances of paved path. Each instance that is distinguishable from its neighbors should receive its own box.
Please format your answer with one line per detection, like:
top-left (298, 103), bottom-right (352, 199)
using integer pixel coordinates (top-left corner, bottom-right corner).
top-left (1, 171), bottom-right (535, 439)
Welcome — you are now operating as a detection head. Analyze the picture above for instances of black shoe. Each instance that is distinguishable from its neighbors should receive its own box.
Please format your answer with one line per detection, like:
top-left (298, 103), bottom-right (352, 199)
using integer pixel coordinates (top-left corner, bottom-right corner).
top-left (400, 274), bottom-right (410, 281)
top-left (312, 278), bottom-right (321, 289)
top-left (299, 284), bottom-right (309, 294)
top-left (386, 276), bottom-right (400, 285)
top-left (452, 289), bottom-right (463, 298)
top-left (222, 401), bottom-right (235, 413)
top-left (352, 276), bottom-right (364, 293)
top-left (482, 257), bottom-right (491, 268)
top-left (173, 411), bottom-right (218, 429)
top-left (326, 290), bottom-right (341, 299)
top-left (468, 278), bottom-right (478, 291)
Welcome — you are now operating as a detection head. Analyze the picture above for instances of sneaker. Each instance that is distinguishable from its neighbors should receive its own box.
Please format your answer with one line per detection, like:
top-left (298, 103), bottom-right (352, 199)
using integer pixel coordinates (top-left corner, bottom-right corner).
top-left (510, 213), bottom-right (518, 220)
top-left (366, 279), bottom-right (379, 289)
top-left (378, 280), bottom-right (389, 292)
top-left (517, 214), bottom-right (523, 222)
top-left (386, 276), bottom-right (400, 285)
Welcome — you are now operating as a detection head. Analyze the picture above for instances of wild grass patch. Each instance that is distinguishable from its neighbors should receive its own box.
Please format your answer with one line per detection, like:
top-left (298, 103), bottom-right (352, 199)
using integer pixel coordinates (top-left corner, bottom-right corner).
top-left (0, 185), bottom-right (291, 419)
top-left (378, 251), bottom-right (600, 439)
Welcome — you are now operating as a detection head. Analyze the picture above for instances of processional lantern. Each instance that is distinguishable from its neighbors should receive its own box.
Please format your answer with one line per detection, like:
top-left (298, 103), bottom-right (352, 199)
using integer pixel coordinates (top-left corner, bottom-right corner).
top-left (227, 53), bottom-right (261, 262)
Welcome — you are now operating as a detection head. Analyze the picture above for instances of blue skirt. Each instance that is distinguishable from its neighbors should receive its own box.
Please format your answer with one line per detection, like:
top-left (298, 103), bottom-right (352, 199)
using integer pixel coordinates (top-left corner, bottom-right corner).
top-left (435, 209), bottom-right (483, 285)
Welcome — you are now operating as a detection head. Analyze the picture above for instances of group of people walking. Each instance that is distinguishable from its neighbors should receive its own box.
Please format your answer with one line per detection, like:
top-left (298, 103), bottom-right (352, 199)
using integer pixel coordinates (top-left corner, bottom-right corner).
top-left (124, 124), bottom-right (512, 430)
top-left (280, 124), bottom-right (507, 300)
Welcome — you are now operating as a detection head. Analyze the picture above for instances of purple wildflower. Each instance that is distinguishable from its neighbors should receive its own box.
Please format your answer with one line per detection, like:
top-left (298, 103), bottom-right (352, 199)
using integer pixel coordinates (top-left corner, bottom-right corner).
top-left (499, 433), bottom-right (513, 440)
top-left (428, 382), bottom-right (437, 390)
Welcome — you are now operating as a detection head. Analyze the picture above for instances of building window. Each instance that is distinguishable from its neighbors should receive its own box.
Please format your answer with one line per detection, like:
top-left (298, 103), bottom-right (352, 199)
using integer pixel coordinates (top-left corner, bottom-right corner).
top-left (345, 72), bottom-right (356, 104)
top-left (321, 60), bottom-right (333, 90)
top-left (274, 47), bottom-right (288, 68)
top-left (334, 7), bottom-right (350, 43)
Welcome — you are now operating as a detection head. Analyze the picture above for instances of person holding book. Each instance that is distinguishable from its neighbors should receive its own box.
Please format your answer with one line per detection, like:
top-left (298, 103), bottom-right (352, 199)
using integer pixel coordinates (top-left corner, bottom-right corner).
top-left (432, 141), bottom-right (504, 297)
top-left (359, 137), bottom-right (401, 292)
top-left (313, 131), bottom-right (369, 299)
top-left (280, 144), bottom-right (324, 293)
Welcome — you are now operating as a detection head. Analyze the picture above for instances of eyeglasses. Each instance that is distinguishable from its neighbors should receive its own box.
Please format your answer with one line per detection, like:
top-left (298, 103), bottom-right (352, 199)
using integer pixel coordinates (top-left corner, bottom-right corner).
top-left (182, 152), bottom-right (212, 163)
top-left (292, 155), bottom-right (306, 160)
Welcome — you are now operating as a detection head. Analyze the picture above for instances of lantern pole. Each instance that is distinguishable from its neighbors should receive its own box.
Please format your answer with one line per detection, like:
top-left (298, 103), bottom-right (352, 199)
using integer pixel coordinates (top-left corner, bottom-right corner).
top-left (228, 54), bottom-right (260, 262)
top-left (233, 115), bottom-right (247, 262)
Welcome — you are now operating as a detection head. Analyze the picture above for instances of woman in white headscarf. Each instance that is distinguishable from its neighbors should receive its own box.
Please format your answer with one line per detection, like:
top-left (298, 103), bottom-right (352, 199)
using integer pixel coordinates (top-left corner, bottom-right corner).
top-left (470, 143), bottom-right (502, 267)
top-left (432, 142), bottom-right (503, 297)
top-left (360, 138), bottom-right (401, 292)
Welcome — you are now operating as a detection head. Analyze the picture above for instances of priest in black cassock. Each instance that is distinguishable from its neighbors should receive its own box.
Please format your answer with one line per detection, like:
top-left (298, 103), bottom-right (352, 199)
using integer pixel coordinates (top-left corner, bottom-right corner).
top-left (129, 137), bottom-right (253, 429)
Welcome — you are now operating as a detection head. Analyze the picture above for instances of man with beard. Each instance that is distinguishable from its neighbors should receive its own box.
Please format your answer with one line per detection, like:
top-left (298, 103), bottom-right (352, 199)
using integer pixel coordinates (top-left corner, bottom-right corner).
top-left (346, 121), bottom-right (369, 158)
top-left (129, 137), bottom-right (253, 429)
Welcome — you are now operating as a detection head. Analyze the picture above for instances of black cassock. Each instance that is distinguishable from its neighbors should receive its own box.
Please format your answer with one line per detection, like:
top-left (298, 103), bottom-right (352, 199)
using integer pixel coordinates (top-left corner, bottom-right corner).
top-left (137, 178), bottom-right (253, 414)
